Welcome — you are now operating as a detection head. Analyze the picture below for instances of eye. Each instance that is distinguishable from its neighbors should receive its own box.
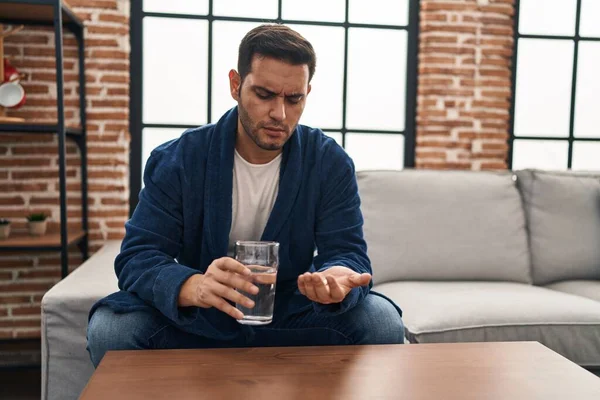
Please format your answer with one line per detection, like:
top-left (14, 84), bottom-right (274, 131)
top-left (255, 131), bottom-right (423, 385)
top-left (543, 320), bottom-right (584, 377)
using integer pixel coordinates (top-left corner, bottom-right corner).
top-left (255, 90), bottom-right (273, 100)
top-left (287, 96), bottom-right (302, 104)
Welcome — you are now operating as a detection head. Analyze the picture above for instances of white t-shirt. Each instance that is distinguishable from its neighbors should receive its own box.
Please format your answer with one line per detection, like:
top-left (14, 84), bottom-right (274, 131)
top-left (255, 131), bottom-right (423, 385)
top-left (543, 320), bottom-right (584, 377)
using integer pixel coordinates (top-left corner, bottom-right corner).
top-left (227, 149), bottom-right (282, 256)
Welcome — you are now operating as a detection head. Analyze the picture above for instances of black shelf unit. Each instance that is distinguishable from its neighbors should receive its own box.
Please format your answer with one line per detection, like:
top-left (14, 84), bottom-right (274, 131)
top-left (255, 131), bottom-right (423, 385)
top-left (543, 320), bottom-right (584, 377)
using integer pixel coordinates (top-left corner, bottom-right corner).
top-left (0, 0), bottom-right (89, 278)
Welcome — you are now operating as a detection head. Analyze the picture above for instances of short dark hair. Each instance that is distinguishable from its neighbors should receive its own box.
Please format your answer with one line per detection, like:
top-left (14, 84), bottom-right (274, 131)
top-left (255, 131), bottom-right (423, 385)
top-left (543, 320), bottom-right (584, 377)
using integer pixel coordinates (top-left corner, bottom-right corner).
top-left (238, 24), bottom-right (316, 82)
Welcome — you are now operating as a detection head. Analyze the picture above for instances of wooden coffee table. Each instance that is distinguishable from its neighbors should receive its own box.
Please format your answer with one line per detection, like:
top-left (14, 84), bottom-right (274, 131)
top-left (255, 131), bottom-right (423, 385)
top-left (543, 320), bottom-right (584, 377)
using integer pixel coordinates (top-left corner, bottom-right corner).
top-left (80, 341), bottom-right (600, 399)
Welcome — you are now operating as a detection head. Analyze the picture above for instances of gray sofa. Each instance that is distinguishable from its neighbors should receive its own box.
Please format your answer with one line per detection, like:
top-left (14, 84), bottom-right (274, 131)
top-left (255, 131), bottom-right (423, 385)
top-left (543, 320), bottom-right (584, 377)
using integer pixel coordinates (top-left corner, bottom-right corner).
top-left (41, 169), bottom-right (600, 399)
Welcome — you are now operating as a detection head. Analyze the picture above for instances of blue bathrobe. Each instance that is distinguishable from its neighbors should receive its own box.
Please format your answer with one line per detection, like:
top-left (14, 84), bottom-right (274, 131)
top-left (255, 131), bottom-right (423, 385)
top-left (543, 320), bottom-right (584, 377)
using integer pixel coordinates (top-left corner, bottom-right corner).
top-left (90, 107), bottom-right (401, 341)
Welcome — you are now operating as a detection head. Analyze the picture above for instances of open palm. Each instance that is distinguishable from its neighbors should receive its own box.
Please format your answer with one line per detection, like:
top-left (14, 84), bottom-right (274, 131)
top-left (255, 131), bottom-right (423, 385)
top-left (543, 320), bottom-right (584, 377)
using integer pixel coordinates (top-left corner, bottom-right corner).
top-left (297, 266), bottom-right (371, 305)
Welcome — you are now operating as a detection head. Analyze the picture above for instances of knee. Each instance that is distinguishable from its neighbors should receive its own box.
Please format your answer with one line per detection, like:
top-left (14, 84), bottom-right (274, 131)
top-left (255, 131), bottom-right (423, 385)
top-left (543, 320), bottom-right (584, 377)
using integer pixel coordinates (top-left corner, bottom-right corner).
top-left (350, 295), bottom-right (405, 345)
top-left (86, 307), bottom-right (161, 368)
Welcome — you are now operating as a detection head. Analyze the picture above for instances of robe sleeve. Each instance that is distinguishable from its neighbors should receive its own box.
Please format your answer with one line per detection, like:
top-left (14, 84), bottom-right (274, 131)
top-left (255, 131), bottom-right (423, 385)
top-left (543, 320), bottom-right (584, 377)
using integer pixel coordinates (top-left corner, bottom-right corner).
top-left (312, 140), bottom-right (373, 315)
top-left (114, 139), bottom-right (201, 325)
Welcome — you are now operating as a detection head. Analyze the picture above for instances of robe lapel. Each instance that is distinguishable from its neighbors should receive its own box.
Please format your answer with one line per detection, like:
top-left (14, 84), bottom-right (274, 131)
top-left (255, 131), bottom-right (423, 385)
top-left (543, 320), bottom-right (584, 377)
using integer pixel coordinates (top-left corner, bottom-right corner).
top-left (261, 125), bottom-right (302, 241)
top-left (203, 107), bottom-right (237, 260)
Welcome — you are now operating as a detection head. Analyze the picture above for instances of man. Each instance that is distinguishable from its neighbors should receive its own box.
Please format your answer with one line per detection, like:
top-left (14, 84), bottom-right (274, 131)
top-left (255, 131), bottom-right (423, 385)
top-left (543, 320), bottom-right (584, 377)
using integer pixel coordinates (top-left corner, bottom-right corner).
top-left (87, 24), bottom-right (404, 367)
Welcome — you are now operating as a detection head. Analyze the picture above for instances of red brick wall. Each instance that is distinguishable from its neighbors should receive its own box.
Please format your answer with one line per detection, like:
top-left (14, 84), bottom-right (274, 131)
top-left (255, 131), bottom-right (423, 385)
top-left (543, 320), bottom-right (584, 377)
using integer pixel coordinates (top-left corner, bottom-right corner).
top-left (0, 0), bottom-right (129, 339)
top-left (416, 0), bottom-right (514, 170)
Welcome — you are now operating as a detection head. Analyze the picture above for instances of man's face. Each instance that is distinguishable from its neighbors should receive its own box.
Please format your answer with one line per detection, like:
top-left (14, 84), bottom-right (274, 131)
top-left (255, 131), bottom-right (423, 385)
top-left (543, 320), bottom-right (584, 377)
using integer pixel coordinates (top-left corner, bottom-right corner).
top-left (229, 56), bottom-right (311, 151)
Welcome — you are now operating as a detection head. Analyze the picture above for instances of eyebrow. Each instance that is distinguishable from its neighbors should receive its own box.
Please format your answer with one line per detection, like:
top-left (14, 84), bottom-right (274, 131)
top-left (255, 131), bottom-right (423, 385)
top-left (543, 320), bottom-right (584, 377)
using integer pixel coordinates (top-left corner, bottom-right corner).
top-left (253, 85), bottom-right (304, 98)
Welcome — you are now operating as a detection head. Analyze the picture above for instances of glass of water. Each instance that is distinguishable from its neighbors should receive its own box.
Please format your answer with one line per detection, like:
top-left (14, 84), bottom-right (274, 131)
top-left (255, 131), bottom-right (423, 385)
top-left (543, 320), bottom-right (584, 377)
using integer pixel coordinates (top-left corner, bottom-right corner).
top-left (234, 241), bottom-right (279, 325)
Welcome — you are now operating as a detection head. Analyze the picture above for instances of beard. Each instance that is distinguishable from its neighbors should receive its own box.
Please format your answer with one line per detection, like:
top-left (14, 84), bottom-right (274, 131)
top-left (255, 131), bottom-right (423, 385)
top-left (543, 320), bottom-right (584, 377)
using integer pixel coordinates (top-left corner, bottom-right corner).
top-left (237, 100), bottom-right (291, 151)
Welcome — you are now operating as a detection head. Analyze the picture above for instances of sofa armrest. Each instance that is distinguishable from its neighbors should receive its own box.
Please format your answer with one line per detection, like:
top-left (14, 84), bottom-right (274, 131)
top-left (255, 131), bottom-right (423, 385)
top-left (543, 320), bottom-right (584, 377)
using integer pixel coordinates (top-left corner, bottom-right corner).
top-left (41, 240), bottom-right (121, 400)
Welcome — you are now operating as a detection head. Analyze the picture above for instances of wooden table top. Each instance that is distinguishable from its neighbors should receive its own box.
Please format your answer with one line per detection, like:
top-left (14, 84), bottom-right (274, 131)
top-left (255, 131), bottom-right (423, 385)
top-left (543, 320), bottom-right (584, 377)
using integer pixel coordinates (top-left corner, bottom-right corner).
top-left (80, 341), bottom-right (600, 400)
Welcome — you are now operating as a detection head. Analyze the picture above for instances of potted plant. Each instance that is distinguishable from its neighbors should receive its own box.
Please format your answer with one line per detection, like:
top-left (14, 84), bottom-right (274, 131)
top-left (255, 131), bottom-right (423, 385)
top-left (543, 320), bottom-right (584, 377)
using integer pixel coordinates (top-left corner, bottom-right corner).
top-left (26, 212), bottom-right (48, 236)
top-left (0, 219), bottom-right (10, 240)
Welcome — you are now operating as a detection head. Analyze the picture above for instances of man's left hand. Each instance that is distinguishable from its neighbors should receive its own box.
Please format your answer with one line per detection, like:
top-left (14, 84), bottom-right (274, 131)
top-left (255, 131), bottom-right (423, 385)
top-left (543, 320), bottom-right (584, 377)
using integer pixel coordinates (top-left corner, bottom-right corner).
top-left (297, 266), bottom-right (371, 305)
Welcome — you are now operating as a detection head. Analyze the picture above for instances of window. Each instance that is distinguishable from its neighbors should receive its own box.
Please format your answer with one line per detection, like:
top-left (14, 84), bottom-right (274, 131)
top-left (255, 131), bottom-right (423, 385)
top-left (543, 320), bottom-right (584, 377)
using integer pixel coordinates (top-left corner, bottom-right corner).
top-left (130, 0), bottom-right (419, 211)
top-left (510, 0), bottom-right (600, 170)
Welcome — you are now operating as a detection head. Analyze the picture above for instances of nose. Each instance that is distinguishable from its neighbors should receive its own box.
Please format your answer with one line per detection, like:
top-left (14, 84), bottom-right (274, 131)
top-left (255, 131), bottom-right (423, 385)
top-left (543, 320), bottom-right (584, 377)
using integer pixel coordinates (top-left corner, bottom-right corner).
top-left (269, 97), bottom-right (286, 122)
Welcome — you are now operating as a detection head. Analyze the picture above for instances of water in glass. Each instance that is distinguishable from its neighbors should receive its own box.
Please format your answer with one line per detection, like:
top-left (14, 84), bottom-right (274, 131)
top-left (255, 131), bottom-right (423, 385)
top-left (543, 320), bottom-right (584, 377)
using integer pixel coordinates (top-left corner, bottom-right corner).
top-left (235, 241), bottom-right (279, 325)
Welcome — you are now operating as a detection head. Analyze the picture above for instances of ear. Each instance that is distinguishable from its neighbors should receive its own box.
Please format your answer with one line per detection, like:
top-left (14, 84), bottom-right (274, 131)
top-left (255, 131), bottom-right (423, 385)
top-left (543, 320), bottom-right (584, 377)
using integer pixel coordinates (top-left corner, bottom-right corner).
top-left (229, 69), bottom-right (241, 101)
top-left (307, 84), bottom-right (312, 96)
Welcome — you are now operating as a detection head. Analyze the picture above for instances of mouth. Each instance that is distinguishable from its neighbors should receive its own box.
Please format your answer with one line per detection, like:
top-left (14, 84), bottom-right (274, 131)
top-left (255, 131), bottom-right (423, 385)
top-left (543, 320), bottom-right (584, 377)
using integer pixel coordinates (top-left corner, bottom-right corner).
top-left (262, 127), bottom-right (286, 137)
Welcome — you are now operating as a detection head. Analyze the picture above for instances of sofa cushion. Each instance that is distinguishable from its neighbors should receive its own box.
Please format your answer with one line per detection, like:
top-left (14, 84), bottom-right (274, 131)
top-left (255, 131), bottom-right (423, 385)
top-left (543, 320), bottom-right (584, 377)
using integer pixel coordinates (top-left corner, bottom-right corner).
top-left (545, 280), bottom-right (600, 302)
top-left (358, 170), bottom-right (531, 284)
top-left (42, 241), bottom-right (120, 400)
top-left (374, 281), bottom-right (600, 367)
top-left (516, 170), bottom-right (600, 285)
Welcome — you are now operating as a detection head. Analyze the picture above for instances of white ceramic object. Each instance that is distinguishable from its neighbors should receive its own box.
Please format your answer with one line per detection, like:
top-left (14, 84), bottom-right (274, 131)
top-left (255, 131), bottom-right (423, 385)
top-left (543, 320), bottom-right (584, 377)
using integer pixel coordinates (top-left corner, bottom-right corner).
top-left (28, 220), bottom-right (47, 236)
top-left (0, 224), bottom-right (10, 240)
top-left (0, 81), bottom-right (26, 108)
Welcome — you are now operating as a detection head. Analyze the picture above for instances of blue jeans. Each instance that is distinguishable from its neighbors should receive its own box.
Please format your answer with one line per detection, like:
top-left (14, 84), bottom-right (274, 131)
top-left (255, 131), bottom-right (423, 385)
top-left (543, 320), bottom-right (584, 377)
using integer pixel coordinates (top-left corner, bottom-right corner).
top-left (86, 294), bottom-right (404, 368)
